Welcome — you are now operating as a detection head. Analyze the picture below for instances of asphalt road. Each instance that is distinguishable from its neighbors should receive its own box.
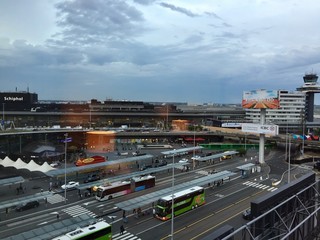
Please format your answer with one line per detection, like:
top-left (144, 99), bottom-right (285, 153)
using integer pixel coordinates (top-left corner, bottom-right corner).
top-left (0, 147), bottom-right (316, 239)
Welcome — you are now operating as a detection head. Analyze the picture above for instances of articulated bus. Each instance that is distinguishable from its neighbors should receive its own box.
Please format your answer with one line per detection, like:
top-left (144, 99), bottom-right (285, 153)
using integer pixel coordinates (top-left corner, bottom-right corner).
top-left (52, 220), bottom-right (111, 240)
top-left (96, 175), bottom-right (155, 201)
top-left (155, 186), bottom-right (205, 221)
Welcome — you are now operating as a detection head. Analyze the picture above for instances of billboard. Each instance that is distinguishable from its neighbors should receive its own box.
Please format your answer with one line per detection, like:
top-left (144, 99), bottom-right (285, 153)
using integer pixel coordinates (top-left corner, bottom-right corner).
top-left (242, 123), bottom-right (279, 136)
top-left (242, 90), bottom-right (279, 109)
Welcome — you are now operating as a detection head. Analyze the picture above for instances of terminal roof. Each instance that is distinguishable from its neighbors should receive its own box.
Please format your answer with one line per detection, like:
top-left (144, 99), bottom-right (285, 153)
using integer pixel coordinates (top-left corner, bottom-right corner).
top-left (115, 170), bottom-right (235, 211)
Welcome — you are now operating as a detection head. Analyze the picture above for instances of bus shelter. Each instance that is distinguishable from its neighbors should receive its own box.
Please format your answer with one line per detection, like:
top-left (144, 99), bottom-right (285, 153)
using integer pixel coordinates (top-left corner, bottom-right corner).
top-left (161, 146), bottom-right (204, 169)
top-left (237, 163), bottom-right (257, 178)
top-left (45, 154), bottom-right (154, 178)
top-left (0, 176), bottom-right (24, 186)
top-left (115, 170), bottom-right (235, 211)
top-left (77, 162), bottom-right (189, 191)
top-left (0, 190), bottom-right (52, 210)
top-left (3, 214), bottom-right (96, 240)
top-left (194, 150), bottom-right (239, 164)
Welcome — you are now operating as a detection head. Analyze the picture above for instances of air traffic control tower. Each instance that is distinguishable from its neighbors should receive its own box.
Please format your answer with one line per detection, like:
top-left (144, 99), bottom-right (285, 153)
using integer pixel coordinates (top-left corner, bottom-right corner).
top-left (296, 73), bottom-right (320, 122)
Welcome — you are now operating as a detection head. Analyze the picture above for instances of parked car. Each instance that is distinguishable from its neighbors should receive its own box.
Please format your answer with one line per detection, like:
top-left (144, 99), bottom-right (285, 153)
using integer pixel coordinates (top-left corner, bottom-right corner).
top-left (61, 181), bottom-right (79, 190)
top-left (179, 158), bottom-right (189, 163)
top-left (84, 174), bottom-right (100, 183)
top-left (16, 200), bottom-right (40, 212)
top-left (242, 208), bottom-right (252, 220)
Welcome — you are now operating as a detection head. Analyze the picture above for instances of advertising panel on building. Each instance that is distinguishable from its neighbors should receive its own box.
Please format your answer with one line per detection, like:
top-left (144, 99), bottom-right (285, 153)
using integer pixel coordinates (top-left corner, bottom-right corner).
top-left (242, 90), bottom-right (280, 109)
top-left (242, 123), bottom-right (279, 136)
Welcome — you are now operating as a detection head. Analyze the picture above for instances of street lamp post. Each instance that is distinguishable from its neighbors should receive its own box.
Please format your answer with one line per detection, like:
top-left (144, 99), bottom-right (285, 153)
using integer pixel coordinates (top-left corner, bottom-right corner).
top-left (64, 133), bottom-right (68, 203)
top-left (171, 151), bottom-right (175, 240)
top-left (2, 103), bottom-right (5, 130)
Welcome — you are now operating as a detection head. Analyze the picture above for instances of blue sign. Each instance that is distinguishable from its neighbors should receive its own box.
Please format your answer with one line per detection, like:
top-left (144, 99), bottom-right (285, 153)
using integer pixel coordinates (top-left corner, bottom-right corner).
top-left (62, 137), bottom-right (72, 143)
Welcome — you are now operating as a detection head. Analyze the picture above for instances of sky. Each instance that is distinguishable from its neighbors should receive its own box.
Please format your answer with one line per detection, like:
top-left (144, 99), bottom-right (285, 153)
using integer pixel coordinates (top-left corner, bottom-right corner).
top-left (1, 0), bottom-right (320, 104)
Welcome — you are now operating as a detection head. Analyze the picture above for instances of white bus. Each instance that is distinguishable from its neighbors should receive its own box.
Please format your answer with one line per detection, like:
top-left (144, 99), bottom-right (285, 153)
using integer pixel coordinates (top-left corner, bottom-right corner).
top-left (96, 175), bottom-right (156, 201)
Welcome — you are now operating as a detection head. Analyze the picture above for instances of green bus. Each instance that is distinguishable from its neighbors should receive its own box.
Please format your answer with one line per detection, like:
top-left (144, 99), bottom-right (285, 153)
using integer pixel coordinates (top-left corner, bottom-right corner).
top-left (155, 186), bottom-right (205, 221)
top-left (52, 220), bottom-right (111, 240)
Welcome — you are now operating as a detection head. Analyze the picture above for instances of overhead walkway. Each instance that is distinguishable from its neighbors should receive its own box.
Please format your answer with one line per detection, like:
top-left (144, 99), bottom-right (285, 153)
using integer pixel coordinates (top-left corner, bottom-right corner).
top-left (115, 170), bottom-right (235, 211)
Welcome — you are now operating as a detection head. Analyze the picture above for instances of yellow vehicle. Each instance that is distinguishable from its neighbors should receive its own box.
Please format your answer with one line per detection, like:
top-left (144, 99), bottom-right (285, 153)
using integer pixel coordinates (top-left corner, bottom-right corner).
top-left (221, 155), bottom-right (232, 160)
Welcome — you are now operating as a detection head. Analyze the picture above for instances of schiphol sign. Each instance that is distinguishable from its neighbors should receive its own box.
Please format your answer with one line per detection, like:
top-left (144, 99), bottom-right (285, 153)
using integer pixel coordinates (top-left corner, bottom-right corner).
top-left (242, 123), bottom-right (279, 136)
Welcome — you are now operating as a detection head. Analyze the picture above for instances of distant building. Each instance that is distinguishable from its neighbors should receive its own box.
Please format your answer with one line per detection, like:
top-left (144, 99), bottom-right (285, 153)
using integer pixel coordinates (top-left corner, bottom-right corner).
top-left (0, 91), bottom-right (38, 111)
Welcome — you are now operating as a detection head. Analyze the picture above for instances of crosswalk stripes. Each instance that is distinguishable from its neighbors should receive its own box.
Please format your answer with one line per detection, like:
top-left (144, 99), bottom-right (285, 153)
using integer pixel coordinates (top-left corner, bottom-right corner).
top-left (243, 181), bottom-right (278, 192)
top-left (47, 194), bottom-right (66, 204)
top-left (112, 231), bottom-right (141, 240)
top-left (62, 205), bottom-right (97, 218)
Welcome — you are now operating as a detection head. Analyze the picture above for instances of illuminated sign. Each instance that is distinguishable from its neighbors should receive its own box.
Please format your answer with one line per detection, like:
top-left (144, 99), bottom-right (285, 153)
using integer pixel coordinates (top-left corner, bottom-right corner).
top-left (242, 123), bottom-right (279, 136)
top-left (4, 96), bottom-right (24, 101)
top-left (242, 90), bottom-right (279, 109)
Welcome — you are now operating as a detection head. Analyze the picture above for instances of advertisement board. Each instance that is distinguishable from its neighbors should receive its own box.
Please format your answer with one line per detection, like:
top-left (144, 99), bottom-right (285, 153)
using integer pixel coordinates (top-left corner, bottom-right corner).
top-left (242, 123), bottom-right (279, 136)
top-left (242, 90), bottom-right (279, 109)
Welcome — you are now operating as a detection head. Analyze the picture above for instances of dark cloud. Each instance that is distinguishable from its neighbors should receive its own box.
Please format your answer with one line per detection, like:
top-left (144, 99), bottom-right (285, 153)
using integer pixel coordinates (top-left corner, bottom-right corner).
top-left (159, 2), bottom-right (199, 17)
top-left (54, 0), bottom-right (145, 45)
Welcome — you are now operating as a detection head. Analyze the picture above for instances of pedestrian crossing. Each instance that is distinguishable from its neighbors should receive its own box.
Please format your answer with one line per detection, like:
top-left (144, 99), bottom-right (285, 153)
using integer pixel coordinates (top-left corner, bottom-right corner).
top-left (47, 194), bottom-right (66, 204)
top-left (113, 231), bottom-right (141, 240)
top-left (62, 205), bottom-right (97, 218)
top-left (243, 181), bottom-right (278, 192)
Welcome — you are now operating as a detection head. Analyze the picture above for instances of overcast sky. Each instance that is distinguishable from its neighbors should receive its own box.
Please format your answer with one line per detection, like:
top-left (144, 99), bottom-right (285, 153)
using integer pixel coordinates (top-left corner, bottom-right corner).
top-left (1, 0), bottom-right (320, 104)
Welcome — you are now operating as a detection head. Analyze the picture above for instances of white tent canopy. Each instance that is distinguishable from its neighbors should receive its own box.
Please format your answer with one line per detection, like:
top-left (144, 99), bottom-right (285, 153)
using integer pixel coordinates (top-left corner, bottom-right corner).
top-left (0, 157), bottom-right (54, 173)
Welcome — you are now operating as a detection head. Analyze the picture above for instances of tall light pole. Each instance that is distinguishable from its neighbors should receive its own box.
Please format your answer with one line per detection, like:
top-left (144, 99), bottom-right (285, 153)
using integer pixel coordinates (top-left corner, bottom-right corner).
top-left (64, 133), bottom-right (68, 203)
top-left (171, 150), bottom-right (175, 240)
top-left (193, 124), bottom-right (196, 170)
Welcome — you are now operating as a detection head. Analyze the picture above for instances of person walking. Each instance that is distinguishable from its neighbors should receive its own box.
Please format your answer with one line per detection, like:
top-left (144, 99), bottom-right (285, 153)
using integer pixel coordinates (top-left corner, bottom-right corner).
top-left (120, 225), bottom-right (125, 235)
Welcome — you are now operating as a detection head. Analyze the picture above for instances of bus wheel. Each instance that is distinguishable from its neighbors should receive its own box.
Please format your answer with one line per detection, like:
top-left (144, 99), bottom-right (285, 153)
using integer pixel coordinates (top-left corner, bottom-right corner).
top-left (108, 196), bottom-right (113, 200)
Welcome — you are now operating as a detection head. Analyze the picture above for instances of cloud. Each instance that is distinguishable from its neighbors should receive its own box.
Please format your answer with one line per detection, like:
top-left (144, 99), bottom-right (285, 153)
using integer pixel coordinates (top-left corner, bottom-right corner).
top-left (159, 2), bottom-right (199, 17)
top-left (1, 0), bottom-right (320, 104)
top-left (54, 0), bottom-right (145, 45)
